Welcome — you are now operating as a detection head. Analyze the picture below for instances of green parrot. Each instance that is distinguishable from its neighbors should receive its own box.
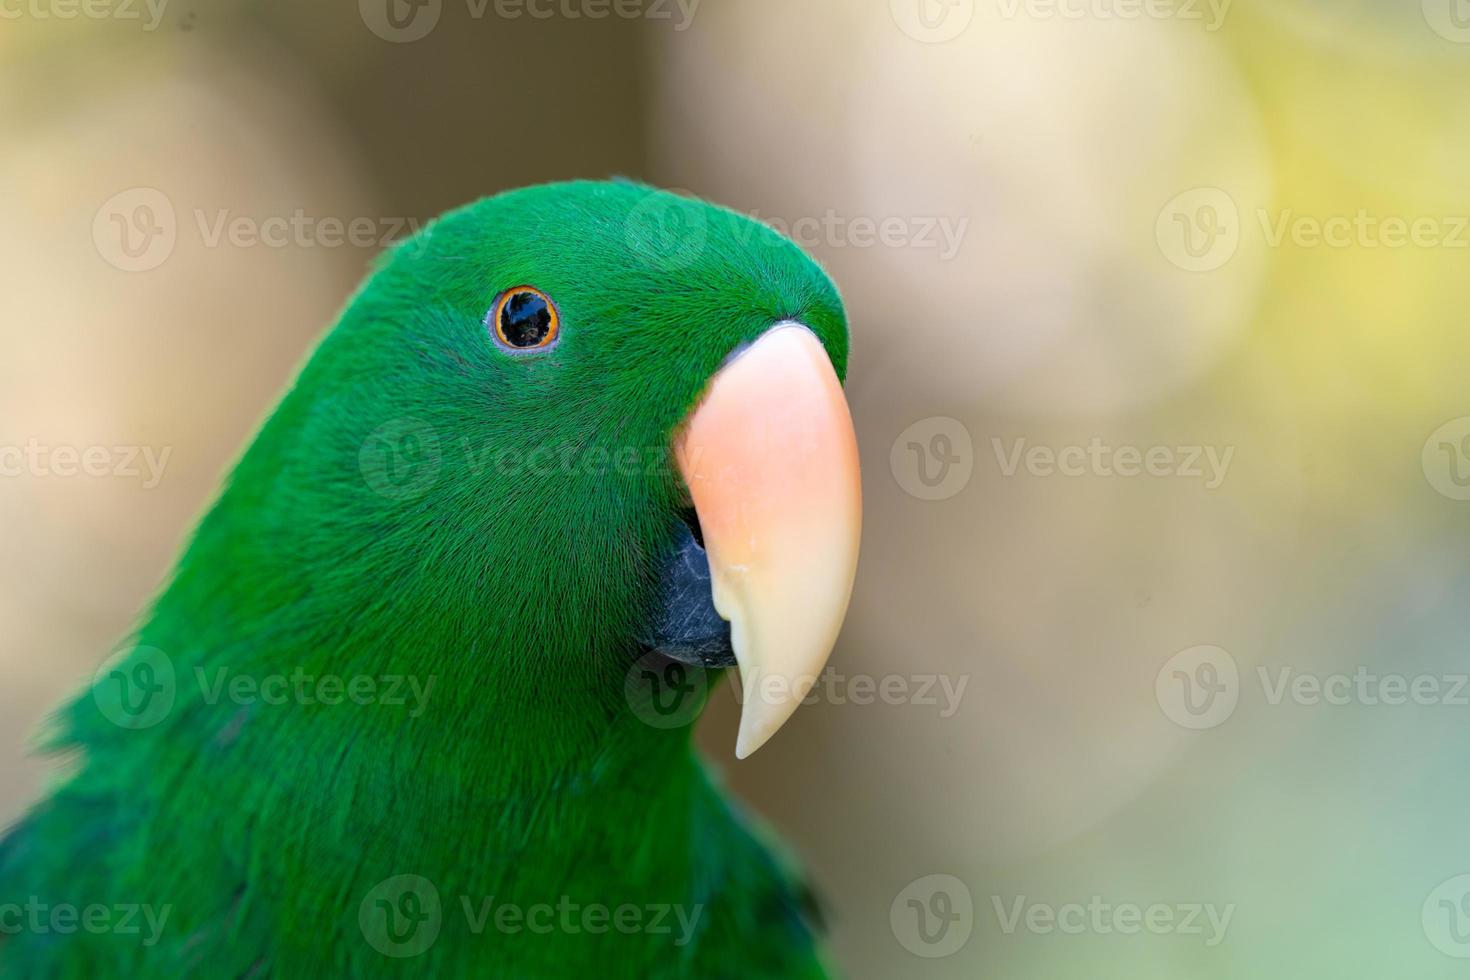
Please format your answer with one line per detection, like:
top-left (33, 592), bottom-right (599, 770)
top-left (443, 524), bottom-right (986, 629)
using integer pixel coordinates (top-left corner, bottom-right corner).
top-left (0, 181), bottom-right (862, 978)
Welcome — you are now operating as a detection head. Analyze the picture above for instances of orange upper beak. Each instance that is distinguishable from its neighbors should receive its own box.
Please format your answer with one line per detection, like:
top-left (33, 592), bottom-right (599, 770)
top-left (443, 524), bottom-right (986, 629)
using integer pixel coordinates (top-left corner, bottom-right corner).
top-left (675, 324), bottom-right (862, 758)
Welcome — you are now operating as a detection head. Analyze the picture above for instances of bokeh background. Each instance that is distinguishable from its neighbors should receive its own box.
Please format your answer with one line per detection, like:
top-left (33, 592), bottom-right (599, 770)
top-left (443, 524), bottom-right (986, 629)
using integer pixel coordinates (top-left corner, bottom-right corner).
top-left (6, 0), bottom-right (1470, 976)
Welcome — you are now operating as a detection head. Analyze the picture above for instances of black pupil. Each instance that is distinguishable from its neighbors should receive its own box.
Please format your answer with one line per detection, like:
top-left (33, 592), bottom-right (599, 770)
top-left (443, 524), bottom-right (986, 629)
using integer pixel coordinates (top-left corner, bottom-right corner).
top-left (500, 291), bottom-right (552, 348)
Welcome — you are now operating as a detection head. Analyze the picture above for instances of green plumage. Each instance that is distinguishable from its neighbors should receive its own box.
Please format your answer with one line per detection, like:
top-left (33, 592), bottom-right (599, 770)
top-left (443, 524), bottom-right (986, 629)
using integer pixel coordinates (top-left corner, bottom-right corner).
top-left (0, 181), bottom-right (848, 978)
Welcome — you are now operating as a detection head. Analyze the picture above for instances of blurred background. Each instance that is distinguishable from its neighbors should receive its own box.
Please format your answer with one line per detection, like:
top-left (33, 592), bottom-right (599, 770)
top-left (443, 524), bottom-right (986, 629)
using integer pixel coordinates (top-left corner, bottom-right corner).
top-left (5, 0), bottom-right (1470, 976)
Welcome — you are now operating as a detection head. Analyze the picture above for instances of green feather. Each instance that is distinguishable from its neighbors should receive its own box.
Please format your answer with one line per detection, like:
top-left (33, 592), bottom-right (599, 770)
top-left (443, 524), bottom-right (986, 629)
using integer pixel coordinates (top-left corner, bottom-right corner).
top-left (0, 181), bottom-right (847, 978)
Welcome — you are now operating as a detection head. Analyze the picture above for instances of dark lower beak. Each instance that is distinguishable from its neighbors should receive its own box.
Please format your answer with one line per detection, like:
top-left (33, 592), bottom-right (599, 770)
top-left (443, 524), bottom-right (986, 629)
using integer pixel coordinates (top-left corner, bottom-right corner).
top-left (637, 511), bottom-right (736, 668)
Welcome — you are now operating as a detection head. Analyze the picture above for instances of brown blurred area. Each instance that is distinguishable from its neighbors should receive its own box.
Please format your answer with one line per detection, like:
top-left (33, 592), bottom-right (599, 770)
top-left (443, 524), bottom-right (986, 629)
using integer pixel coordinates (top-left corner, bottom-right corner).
top-left (10, 1), bottom-right (1470, 977)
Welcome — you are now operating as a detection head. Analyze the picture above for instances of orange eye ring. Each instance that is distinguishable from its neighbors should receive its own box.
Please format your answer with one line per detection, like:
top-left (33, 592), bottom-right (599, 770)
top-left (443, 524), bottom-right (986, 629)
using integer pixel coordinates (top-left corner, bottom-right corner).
top-left (490, 285), bottom-right (560, 351)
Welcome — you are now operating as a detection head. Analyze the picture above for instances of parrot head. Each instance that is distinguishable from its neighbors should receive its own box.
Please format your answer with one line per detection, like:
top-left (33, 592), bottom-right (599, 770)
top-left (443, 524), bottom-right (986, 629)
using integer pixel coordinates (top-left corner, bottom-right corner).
top-left (1, 182), bottom-right (860, 978)
top-left (232, 180), bottom-right (860, 762)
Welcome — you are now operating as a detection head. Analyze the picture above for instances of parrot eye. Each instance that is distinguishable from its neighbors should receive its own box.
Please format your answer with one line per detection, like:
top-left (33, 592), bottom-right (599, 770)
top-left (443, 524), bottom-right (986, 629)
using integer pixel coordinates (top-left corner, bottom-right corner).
top-left (489, 286), bottom-right (560, 352)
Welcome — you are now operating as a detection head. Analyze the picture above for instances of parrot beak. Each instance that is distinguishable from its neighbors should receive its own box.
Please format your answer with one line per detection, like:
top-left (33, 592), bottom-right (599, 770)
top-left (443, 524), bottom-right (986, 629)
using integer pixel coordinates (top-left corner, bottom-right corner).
top-left (675, 323), bottom-right (862, 758)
